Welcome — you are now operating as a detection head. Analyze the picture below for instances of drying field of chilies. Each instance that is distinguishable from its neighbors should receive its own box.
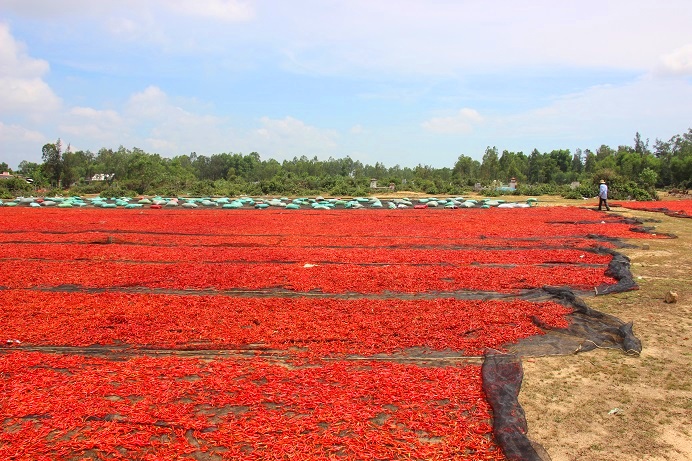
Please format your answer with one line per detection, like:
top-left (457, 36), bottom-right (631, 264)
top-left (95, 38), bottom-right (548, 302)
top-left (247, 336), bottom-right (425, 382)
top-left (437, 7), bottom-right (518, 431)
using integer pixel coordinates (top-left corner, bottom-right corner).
top-left (1, 201), bottom-right (689, 460)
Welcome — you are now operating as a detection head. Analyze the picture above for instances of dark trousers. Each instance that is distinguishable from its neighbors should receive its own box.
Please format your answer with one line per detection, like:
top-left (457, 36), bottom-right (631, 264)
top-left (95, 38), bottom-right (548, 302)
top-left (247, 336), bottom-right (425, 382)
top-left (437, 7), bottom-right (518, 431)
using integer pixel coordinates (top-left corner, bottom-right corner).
top-left (598, 197), bottom-right (610, 210)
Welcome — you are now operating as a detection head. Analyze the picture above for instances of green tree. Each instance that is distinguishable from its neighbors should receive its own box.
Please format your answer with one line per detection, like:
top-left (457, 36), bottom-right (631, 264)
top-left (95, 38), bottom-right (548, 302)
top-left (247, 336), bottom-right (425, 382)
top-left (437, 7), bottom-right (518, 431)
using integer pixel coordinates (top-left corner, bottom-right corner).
top-left (540, 157), bottom-right (559, 183)
top-left (638, 168), bottom-right (658, 189)
top-left (41, 139), bottom-right (63, 187)
top-left (17, 160), bottom-right (39, 176)
top-left (497, 150), bottom-right (527, 181)
top-left (596, 144), bottom-right (615, 161)
top-left (94, 147), bottom-right (128, 185)
top-left (668, 129), bottom-right (692, 186)
top-left (616, 150), bottom-right (641, 179)
top-left (571, 149), bottom-right (583, 174)
top-left (453, 154), bottom-right (480, 180)
top-left (480, 146), bottom-right (499, 180)
top-left (549, 149), bottom-right (571, 173)
top-left (125, 150), bottom-right (166, 194)
top-left (61, 147), bottom-right (94, 187)
top-left (527, 149), bottom-right (545, 183)
top-left (634, 131), bottom-right (649, 154)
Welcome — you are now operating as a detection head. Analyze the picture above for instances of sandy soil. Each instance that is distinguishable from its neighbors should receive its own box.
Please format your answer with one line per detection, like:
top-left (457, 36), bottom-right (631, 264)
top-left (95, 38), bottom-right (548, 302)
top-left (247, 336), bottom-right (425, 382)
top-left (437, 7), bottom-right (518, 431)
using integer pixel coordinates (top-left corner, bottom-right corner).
top-left (517, 199), bottom-right (691, 461)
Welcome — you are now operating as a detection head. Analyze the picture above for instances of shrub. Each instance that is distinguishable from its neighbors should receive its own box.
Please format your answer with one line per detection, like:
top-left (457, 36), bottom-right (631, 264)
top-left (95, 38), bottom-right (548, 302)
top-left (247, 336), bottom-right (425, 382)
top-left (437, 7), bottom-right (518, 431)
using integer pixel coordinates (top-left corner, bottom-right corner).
top-left (561, 189), bottom-right (584, 200)
top-left (69, 182), bottom-right (108, 195)
top-left (188, 180), bottom-right (216, 197)
top-left (99, 184), bottom-right (138, 198)
top-left (612, 181), bottom-right (656, 201)
top-left (0, 177), bottom-right (33, 198)
top-left (515, 183), bottom-right (563, 196)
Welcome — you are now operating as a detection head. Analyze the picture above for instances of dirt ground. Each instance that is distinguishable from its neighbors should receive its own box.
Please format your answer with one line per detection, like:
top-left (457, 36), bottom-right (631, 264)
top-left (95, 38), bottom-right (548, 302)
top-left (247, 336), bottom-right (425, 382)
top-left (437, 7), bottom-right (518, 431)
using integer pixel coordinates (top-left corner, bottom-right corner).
top-left (516, 198), bottom-right (692, 461)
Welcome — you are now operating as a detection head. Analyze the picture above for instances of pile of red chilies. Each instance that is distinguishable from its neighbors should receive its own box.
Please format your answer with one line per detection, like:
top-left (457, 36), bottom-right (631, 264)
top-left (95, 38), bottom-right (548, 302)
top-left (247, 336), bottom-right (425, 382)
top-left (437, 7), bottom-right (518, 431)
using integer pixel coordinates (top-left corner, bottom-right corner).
top-left (613, 199), bottom-right (692, 217)
top-left (0, 206), bottom-right (658, 459)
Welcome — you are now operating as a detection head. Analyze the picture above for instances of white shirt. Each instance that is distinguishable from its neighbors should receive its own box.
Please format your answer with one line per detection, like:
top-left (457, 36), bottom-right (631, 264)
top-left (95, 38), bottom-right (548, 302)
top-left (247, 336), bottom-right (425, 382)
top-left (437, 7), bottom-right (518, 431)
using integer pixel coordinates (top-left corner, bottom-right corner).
top-left (598, 183), bottom-right (608, 199)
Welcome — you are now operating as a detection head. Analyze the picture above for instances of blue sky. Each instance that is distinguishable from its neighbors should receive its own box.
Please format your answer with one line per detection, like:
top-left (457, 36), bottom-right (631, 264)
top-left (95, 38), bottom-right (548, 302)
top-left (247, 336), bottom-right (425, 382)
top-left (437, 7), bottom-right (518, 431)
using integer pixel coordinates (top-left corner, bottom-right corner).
top-left (1, 0), bottom-right (691, 169)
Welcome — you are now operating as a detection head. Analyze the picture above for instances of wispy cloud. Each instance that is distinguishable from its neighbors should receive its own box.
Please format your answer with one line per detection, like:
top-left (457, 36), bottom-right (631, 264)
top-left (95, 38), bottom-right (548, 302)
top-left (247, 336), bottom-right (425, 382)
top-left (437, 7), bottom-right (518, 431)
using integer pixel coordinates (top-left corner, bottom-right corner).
top-left (422, 109), bottom-right (484, 134)
top-left (120, 86), bottom-right (230, 154)
top-left (0, 0), bottom-right (255, 21)
top-left (168, 0), bottom-right (255, 22)
top-left (0, 121), bottom-right (45, 158)
top-left (479, 75), bottom-right (692, 151)
top-left (658, 44), bottom-right (692, 77)
top-left (0, 24), bottom-right (60, 118)
top-left (59, 107), bottom-right (124, 146)
top-left (251, 116), bottom-right (339, 159)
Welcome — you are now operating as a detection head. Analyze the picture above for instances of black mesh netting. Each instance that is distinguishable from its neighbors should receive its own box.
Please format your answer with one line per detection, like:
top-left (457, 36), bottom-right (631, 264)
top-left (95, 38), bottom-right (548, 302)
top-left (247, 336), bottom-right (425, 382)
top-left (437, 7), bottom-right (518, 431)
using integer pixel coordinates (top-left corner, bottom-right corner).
top-left (597, 249), bottom-right (637, 294)
top-left (481, 281), bottom-right (642, 461)
top-left (482, 354), bottom-right (546, 461)
top-left (535, 286), bottom-right (642, 355)
top-left (501, 290), bottom-right (641, 358)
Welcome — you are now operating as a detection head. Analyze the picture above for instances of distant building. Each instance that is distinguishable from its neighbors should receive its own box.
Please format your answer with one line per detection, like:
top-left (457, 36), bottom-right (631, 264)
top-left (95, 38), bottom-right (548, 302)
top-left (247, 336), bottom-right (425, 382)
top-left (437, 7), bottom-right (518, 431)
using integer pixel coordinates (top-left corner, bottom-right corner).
top-left (0, 172), bottom-right (32, 184)
top-left (494, 179), bottom-right (516, 193)
top-left (90, 173), bottom-right (115, 182)
top-left (370, 178), bottom-right (396, 192)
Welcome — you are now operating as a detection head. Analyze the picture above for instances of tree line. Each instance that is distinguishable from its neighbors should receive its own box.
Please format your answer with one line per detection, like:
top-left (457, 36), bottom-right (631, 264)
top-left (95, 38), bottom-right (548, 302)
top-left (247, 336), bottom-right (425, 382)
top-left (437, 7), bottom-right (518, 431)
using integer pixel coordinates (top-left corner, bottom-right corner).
top-left (2, 128), bottom-right (690, 200)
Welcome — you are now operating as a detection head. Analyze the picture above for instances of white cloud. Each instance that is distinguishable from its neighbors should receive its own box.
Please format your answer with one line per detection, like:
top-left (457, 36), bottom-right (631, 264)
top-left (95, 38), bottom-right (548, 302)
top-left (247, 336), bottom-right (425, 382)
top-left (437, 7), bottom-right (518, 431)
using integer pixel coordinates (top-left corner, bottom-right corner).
top-left (0, 122), bottom-right (47, 168)
top-left (122, 86), bottom-right (229, 154)
top-left (0, 23), bottom-right (49, 78)
top-left (250, 116), bottom-right (339, 159)
top-left (1, 67), bottom-right (343, 163)
top-left (0, 0), bottom-right (109, 18)
top-left (4, 1), bottom-right (690, 79)
top-left (125, 86), bottom-right (170, 118)
top-left (2, 1), bottom-right (254, 54)
top-left (0, 0), bottom-right (254, 21)
top-left (0, 121), bottom-right (44, 143)
top-left (2, 1), bottom-right (690, 170)
top-left (58, 107), bottom-right (124, 144)
top-left (659, 44), bottom-right (692, 76)
top-left (105, 17), bottom-right (168, 46)
top-left (350, 124), bottom-right (365, 134)
top-left (125, 87), bottom-right (222, 133)
top-left (168, 0), bottom-right (254, 22)
top-left (0, 24), bottom-right (61, 119)
top-left (17, 85), bottom-right (233, 158)
top-left (489, 75), bottom-right (692, 150)
top-left (0, 77), bottom-right (61, 116)
top-left (269, 0), bottom-right (692, 77)
top-left (2, 1), bottom-right (691, 76)
top-left (422, 108), bottom-right (483, 134)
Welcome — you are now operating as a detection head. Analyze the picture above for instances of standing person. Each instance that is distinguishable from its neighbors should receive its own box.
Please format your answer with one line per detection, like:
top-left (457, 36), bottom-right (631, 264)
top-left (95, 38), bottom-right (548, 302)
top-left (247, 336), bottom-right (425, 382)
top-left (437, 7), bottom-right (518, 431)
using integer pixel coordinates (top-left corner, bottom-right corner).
top-left (598, 179), bottom-right (610, 211)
